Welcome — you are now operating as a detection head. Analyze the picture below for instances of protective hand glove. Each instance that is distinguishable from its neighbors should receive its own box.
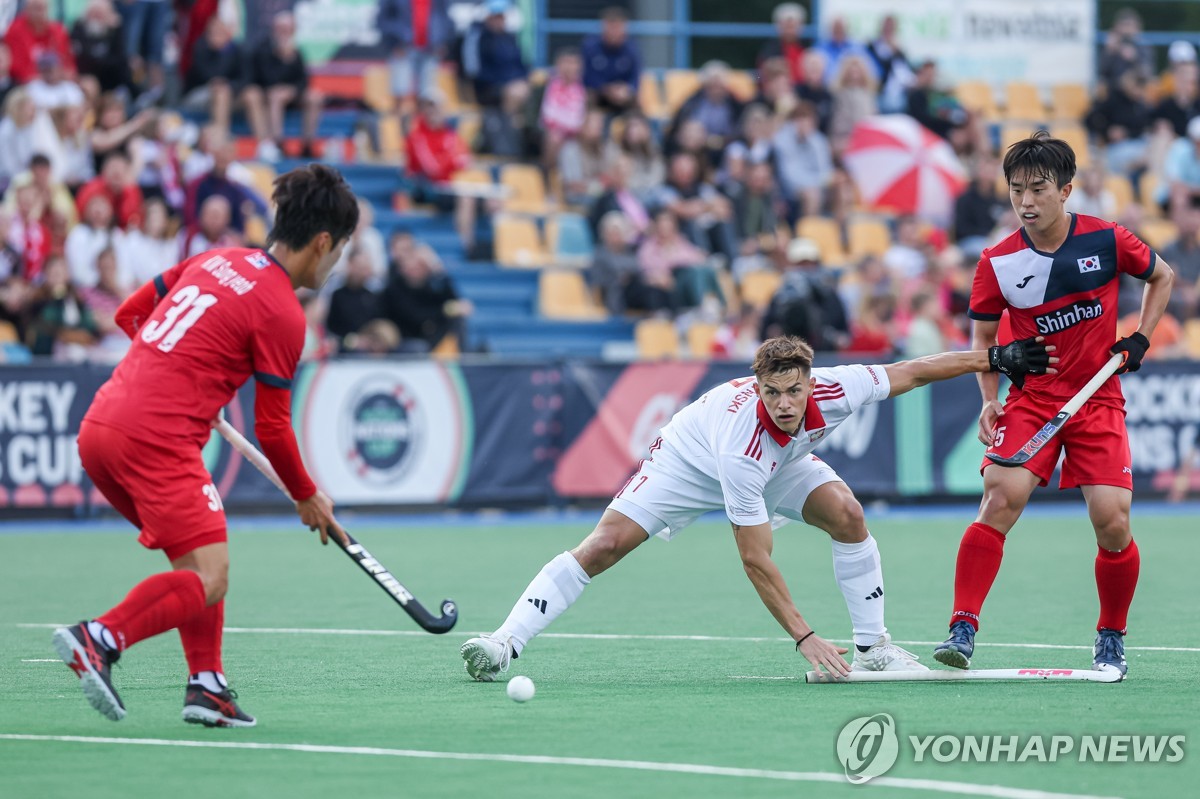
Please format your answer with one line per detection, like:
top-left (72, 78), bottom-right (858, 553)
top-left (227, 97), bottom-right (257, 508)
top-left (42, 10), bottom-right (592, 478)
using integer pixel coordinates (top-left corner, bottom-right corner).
top-left (1111, 331), bottom-right (1150, 374)
top-left (988, 336), bottom-right (1051, 389)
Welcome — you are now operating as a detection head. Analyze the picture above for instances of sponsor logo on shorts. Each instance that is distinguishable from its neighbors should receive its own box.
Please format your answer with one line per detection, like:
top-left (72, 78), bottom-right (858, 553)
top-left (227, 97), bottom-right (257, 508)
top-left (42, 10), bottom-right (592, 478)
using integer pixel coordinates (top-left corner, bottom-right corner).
top-left (1034, 299), bottom-right (1103, 334)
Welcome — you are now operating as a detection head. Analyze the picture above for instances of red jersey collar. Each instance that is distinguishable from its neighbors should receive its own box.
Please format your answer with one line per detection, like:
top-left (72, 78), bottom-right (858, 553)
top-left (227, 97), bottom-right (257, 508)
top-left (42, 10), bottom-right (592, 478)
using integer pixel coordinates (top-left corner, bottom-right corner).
top-left (755, 394), bottom-right (826, 446)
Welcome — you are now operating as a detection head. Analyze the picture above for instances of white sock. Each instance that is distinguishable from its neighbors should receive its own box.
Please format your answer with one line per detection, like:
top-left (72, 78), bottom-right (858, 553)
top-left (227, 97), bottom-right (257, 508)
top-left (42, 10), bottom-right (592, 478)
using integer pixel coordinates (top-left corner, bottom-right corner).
top-left (496, 552), bottom-right (591, 655)
top-left (189, 671), bottom-right (228, 692)
top-left (831, 535), bottom-right (887, 649)
top-left (87, 620), bottom-right (117, 651)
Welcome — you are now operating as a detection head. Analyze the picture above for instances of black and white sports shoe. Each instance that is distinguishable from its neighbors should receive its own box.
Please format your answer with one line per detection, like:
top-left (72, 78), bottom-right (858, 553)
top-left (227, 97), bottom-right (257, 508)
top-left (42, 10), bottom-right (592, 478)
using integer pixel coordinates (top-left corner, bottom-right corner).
top-left (52, 622), bottom-right (125, 721)
top-left (182, 686), bottom-right (257, 728)
top-left (1093, 628), bottom-right (1128, 678)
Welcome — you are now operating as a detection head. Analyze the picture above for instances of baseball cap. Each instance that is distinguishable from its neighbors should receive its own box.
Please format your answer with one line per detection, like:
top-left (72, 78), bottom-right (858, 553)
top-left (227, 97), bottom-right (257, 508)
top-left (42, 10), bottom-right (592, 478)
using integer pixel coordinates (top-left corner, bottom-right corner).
top-left (786, 237), bottom-right (821, 262)
top-left (1169, 40), bottom-right (1197, 64)
top-left (485, 0), bottom-right (509, 15)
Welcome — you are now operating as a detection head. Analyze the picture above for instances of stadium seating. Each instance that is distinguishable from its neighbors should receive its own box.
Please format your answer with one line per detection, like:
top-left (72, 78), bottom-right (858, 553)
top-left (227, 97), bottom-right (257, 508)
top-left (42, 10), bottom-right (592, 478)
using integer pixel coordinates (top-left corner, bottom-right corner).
top-left (639, 73), bottom-right (666, 119)
top-left (955, 80), bottom-right (999, 121)
top-left (1050, 123), bottom-right (1091, 167)
top-left (686, 322), bottom-right (719, 358)
top-left (1051, 83), bottom-right (1090, 122)
top-left (1004, 81), bottom-right (1046, 122)
top-left (1105, 174), bottom-right (1134, 215)
top-left (494, 215), bottom-right (548, 267)
top-left (796, 216), bottom-right (848, 265)
top-left (539, 270), bottom-right (606, 320)
top-left (847, 218), bottom-right (891, 259)
top-left (664, 70), bottom-right (701, 116)
top-left (1139, 218), bottom-right (1178, 251)
top-left (545, 213), bottom-right (594, 266)
top-left (725, 71), bottom-right (757, 103)
top-left (363, 65), bottom-right (392, 113)
top-left (738, 270), bottom-right (782, 309)
top-left (500, 164), bottom-right (549, 214)
top-left (635, 318), bottom-right (681, 359)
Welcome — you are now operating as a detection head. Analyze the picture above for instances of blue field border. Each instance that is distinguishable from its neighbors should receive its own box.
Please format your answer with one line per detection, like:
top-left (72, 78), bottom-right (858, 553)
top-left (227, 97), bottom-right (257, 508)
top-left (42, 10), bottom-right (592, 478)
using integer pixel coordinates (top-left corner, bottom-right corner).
top-left (2, 501), bottom-right (1199, 536)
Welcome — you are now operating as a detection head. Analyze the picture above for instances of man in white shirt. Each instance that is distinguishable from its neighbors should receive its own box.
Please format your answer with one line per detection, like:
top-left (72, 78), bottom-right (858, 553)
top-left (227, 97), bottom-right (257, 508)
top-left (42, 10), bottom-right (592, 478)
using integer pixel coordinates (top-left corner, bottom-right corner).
top-left (462, 334), bottom-right (1055, 680)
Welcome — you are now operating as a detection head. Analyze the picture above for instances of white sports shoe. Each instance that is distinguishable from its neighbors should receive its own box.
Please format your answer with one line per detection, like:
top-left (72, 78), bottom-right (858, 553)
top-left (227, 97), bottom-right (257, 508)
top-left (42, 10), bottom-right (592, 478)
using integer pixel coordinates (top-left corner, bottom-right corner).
top-left (460, 634), bottom-right (514, 682)
top-left (852, 633), bottom-right (929, 672)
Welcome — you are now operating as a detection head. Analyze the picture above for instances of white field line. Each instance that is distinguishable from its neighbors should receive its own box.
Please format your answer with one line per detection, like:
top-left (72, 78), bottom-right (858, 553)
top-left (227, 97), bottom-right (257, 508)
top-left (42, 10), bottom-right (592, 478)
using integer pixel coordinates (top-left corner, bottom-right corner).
top-left (0, 734), bottom-right (1124, 799)
top-left (20, 659), bottom-right (59, 663)
top-left (15, 623), bottom-right (1200, 653)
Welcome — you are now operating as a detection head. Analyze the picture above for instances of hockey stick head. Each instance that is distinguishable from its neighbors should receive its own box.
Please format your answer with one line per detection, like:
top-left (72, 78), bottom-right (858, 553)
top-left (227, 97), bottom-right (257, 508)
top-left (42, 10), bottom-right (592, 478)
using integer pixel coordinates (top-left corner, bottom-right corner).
top-left (985, 412), bottom-right (1070, 467)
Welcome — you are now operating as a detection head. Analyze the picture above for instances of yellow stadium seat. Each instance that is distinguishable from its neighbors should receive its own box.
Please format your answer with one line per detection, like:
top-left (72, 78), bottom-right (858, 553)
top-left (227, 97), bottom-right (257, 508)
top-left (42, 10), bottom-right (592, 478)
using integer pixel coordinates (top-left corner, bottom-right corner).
top-left (664, 70), bottom-right (701, 116)
top-left (363, 64), bottom-right (393, 113)
top-left (955, 80), bottom-right (999, 121)
top-left (494, 215), bottom-right (546, 267)
top-left (1105, 175), bottom-right (1134, 216)
top-left (1139, 218), bottom-right (1178, 251)
top-left (1004, 81), bottom-right (1046, 122)
top-left (0, 319), bottom-right (17, 343)
top-left (242, 162), bottom-right (277, 202)
top-left (1051, 83), bottom-right (1090, 122)
top-left (847, 218), bottom-right (891, 259)
top-left (635, 318), bottom-right (680, 359)
top-left (456, 114), bottom-right (481, 152)
top-left (1000, 123), bottom-right (1043, 153)
top-left (726, 71), bottom-right (757, 102)
top-left (1185, 319), bottom-right (1200, 358)
top-left (1051, 123), bottom-right (1091, 167)
top-left (540, 270), bottom-right (606, 320)
top-left (378, 115), bottom-right (404, 161)
top-left (796, 216), bottom-right (848, 264)
top-left (436, 68), bottom-right (464, 112)
top-left (639, 73), bottom-right (665, 119)
top-left (686, 322), bottom-right (719, 359)
top-left (244, 215), bottom-right (269, 246)
top-left (1138, 171), bottom-right (1164, 218)
top-left (432, 332), bottom-right (461, 359)
top-left (739, 270), bottom-right (782, 310)
top-left (500, 164), bottom-right (548, 214)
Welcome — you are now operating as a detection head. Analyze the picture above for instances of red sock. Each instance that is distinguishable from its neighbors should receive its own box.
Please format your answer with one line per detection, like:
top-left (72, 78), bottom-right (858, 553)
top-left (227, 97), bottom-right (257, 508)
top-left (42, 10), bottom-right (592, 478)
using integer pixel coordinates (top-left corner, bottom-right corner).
top-left (179, 599), bottom-right (224, 675)
top-left (1096, 539), bottom-right (1140, 634)
top-left (949, 522), bottom-right (1007, 630)
top-left (97, 570), bottom-right (208, 651)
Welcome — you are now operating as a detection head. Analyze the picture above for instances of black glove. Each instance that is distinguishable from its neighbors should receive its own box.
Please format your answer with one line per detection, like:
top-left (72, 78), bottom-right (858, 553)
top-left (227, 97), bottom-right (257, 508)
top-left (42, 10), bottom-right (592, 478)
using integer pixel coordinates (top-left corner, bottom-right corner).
top-left (989, 336), bottom-right (1051, 389)
top-left (1111, 331), bottom-right (1150, 374)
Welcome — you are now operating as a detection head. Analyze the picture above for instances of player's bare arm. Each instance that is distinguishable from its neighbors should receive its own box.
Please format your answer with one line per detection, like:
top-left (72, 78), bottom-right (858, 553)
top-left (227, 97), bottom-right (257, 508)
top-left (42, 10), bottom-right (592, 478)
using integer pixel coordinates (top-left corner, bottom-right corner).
top-left (1112, 258), bottom-right (1175, 374)
top-left (971, 320), bottom-right (1005, 445)
top-left (883, 336), bottom-right (1056, 399)
top-left (731, 521), bottom-right (851, 676)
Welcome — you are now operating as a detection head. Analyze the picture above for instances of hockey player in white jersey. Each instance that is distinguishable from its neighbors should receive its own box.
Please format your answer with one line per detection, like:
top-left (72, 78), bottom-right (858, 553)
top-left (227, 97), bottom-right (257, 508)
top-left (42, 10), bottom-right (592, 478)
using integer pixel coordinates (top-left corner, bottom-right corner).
top-left (463, 335), bottom-right (1054, 680)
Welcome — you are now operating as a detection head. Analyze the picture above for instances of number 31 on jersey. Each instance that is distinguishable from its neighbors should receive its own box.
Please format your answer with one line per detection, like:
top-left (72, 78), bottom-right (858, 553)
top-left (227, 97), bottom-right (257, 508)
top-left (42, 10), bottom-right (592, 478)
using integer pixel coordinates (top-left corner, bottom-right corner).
top-left (141, 286), bottom-right (219, 353)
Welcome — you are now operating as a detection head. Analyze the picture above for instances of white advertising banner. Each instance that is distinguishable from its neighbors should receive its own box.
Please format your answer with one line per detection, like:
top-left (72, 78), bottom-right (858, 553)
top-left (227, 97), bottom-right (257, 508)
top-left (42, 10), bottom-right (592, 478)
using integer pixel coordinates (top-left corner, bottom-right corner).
top-left (825, 0), bottom-right (1096, 89)
top-left (295, 361), bottom-right (472, 504)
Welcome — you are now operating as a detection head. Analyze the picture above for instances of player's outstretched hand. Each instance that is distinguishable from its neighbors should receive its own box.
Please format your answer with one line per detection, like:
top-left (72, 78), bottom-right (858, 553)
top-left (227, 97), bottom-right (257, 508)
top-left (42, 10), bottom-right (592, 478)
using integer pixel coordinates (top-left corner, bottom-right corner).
top-left (978, 400), bottom-right (1005, 446)
top-left (1111, 331), bottom-right (1150, 374)
top-left (988, 335), bottom-right (1057, 389)
top-left (295, 491), bottom-right (348, 546)
top-left (797, 633), bottom-right (851, 678)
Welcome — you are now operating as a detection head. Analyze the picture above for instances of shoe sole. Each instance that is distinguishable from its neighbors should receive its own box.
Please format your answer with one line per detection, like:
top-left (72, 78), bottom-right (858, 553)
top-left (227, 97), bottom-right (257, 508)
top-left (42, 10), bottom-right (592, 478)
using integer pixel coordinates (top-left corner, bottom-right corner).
top-left (933, 647), bottom-right (971, 670)
top-left (182, 706), bottom-right (257, 728)
top-left (52, 628), bottom-right (126, 721)
top-left (460, 641), bottom-right (498, 682)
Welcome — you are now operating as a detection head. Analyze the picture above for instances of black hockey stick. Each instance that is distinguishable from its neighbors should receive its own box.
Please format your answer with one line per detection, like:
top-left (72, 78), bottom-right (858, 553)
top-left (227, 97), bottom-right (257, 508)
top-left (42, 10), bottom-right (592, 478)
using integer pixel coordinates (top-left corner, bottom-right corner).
top-left (985, 353), bottom-right (1123, 468)
top-left (216, 418), bottom-right (458, 633)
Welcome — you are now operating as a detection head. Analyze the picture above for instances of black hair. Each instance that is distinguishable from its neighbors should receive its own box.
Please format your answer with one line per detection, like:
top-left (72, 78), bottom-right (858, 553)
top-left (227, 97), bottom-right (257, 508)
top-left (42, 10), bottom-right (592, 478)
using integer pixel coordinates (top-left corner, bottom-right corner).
top-left (268, 163), bottom-right (359, 251)
top-left (29, 153), bottom-right (51, 168)
top-left (1003, 129), bottom-right (1076, 189)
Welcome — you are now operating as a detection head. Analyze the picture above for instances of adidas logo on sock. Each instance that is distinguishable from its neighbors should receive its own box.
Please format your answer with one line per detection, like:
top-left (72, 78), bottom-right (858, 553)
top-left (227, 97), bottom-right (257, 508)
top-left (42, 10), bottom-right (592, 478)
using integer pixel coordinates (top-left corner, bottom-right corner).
top-left (865, 586), bottom-right (883, 600)
top-left (527, 597), bottom-right (548, 614)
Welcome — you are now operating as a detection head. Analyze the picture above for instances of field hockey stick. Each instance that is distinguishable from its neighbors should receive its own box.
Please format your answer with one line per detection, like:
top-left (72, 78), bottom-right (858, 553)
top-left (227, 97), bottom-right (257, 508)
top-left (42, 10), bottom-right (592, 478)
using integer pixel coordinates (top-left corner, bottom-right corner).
top-left (805, 667), bottom-right (1123, 684)
top-left (215, 417), bottom-right (458, 634)
top-left (985, 353), bottom-right (1124, 468)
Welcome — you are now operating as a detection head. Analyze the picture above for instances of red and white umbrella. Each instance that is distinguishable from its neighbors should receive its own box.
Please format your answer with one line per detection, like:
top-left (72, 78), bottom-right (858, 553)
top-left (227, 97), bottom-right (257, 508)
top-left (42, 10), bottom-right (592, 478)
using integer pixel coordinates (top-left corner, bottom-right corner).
top-left (842, 115), bottom-right (968, 224)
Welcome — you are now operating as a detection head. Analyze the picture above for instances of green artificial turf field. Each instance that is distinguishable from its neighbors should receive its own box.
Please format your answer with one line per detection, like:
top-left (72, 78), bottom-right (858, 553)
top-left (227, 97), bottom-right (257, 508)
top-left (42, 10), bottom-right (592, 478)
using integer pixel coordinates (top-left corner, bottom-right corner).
top-left (2, 510), bottom-right (1197, 798)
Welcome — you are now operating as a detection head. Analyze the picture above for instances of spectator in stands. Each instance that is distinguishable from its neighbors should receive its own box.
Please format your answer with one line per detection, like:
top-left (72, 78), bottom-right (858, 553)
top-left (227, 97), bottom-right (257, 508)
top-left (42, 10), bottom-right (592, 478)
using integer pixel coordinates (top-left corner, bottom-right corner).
top-left (582, 6), bottom-right (640, 115)
top-left (478, 79), bottom-right (533, 158)
top-left (883, 215), bottom-right (927, 281)
top-left (1162, 117), bottom-right (1200, 216)
top-left (828, 53), bottom-right (877, 153)
top-left (66, 194), bottom-right (121, 288)
top-left (721, 104), bottom-right (776, 187)
top-left (654, 151), bottom-right (736, 261)
top-left (637, 208), bottom-right (724, 313)
top-left (119, 0), bottom-right (169, 105)
top-left (1086, 69), bottom-right (1151, 182)
top-left (25, 255), bottom-right (97, 359)
top-left (70, 0), bottom-right (129, 101)
top-left (1159, 207), bottom-right (1200, 318)
top-left (53, 104), bottom-right (94, 189)
top-left (539, 48), bottom-right (587, 171)
top-left (758, 4), bottom-right (806, 85)
top-left (667, 118), bottom-right (715, 177)
top-left (560, 108), bottom-right (608, 206)
top-left (131, 112), bottom-right (186, 212)
top-left (89, 94), bottom-right (154, 177)
top-left (1098, 7), bottom-right (1153, 91)
top-left (953, 156), bottom-right (1006, 258)
top-left (329, 198), bottom-right (389, 290)
top-left (1065, 165), bottom-right (1119, 220)
top-left (760, 236), bottom-right (848, 350)
top-left (755, 57), bottom-right (798, 122)
top-left (838, 254), bottom-right (893, 324)
top-left (794, 51), bottom-right (833, 134)
top-left (843, 292), bottom-right (895, 356)
top-left (588, 153), bottom-right (650, 243)
top-left (867, 14), bottom-right (914, 114)
top-left (589, 210), bottom-right (644, 315)
top-left (182, 18), bottom-right (247, 141)
top-left (772, 100), bottom-right (832, 219)
top-left (0, 45), bottom-right (13, 109)
top-left (183, 139), bottom-right (266, 234)
top-left (600, 113), bottom-right (660, 201)
top-left (815, 16), bottom-right (878, 86)
top-left (463, 0), bottom-right (528, 108)
top-left (3, 0), bottom-right (76, 85)
top-left (8, 184), bottom-right (50, 281)
top-left (1151, 48), bottom-right (1200, 140)
top-left (3, 152), bottom-right (76, 228)
top-left (242, 12), bottom-right (324, 161)
top-left (906, 60), bottom-right (981, 156)
top-left (377, 0), bottom-right (455, 105)
top-left (381, 239), bottom-right (471, 350)
top-left (902, 291), bottom-right (946, 358)
top-left (82, 246), bottom-right (131, 359)
top-left (326, 248), bottom-right (381, 350)
top-left (0, 89), bottom-right (64, 186)
top-left (118, 197), bottom-right (177, 286)
top-left (26, 52), bottom-right (84, 112)
top-left (182, 195), bottom-right (239, 258)
top-left (729, 161), bottom-right (785, 280)
top-left (77, 150), bottom-right (143, 230)
top-left (406, 87), bottom-right (469, 197)
top-left (668, 61), bottom-right (744, 165)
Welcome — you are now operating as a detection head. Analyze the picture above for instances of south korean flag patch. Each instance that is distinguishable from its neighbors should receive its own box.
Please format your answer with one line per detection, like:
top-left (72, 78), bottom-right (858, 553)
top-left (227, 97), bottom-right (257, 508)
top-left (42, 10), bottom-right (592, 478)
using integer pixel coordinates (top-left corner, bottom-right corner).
top-left (1077, 255), bottom-right (1102, 273)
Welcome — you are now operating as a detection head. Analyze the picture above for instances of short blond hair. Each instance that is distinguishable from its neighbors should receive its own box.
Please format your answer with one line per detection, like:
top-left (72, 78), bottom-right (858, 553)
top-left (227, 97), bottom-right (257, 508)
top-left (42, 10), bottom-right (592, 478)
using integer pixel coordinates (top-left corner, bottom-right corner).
top-left (752, 336), bottom-right (814, 379)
